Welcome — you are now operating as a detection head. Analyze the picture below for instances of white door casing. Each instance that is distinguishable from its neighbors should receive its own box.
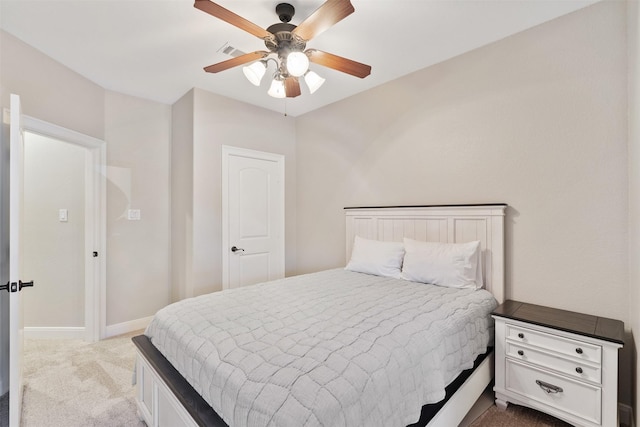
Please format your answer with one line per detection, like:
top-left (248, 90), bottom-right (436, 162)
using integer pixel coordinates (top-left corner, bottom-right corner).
top-left (222, 146), bottom-right (284, 289)
top-left (20, 117), bottom-right (106, 341)
top-left (8, 93), bottom-right (25, 427)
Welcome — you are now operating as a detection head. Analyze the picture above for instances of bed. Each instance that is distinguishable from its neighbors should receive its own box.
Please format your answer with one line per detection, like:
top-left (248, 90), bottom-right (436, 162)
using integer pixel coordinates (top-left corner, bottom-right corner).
top-left (132, 204), bottom-right (507, 427)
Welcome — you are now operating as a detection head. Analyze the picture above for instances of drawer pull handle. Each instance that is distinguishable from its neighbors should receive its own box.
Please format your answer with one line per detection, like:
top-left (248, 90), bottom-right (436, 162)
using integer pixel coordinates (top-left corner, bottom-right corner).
top-left (536, 380), bottom-right (563, 394)
top-left (576, 367), bottom-right (583, 374)
top-left (518, 333), bottom-right (524, 339)
top-left (576, 348), bottom-right (583, 354)
top-left (517, 350), bottom-right (524, 356)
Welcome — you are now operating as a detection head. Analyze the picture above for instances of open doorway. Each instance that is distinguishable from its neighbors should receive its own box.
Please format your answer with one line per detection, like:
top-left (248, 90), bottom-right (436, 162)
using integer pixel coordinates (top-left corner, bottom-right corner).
top-left (21, 117), bottom-right (105, 342)
top-left (23, 132), bottom-right (86, 338)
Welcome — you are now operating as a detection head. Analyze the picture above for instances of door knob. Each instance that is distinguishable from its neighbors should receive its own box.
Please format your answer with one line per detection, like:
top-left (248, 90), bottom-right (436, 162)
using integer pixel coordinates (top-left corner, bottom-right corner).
top-left (1, 280), bottom-right (34, 292)
top-left (231, 246), bottom-right (245, 253)
top-left (19, 280), bottom-right (34, 291)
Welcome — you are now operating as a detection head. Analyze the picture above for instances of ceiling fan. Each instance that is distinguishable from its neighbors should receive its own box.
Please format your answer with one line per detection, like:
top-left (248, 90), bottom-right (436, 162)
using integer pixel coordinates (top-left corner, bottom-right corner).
top-left (194, 0), bottom-right (372, 98)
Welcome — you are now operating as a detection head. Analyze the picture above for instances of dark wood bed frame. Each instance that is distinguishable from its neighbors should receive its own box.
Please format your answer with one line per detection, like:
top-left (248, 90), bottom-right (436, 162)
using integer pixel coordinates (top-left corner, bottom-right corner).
top-left (132, 334), bottom-right (491, 427)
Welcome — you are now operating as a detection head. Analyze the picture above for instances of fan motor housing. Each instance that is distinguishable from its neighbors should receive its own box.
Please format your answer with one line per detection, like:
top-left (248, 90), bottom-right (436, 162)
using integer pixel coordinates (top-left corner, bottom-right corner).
top-left (265, 23), bottom-right (306, 54)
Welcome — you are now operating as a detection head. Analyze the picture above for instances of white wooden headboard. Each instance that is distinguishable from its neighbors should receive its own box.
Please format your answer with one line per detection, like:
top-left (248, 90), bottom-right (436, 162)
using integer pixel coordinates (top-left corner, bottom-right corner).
top-left (345, 204), bottom-right (507, 304)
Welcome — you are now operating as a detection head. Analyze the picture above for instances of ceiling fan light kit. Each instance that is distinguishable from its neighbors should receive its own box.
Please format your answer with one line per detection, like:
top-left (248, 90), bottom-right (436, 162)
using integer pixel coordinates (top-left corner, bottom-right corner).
top-left (286, 51), bottom-right (310, 77)
top-left (268, 77), bottom-right (287, 99)
top-left (242, 61), bottom-right (267, 86)
top-left (194, 0), bottom-right (371, 99)
top-left (304, 70), bottom-right (326, 94)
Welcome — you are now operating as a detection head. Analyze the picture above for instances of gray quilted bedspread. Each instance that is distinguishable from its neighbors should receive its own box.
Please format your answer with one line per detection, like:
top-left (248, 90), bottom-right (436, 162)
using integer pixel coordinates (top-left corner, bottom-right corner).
top-left (145, 269), bottom-right (497, 427)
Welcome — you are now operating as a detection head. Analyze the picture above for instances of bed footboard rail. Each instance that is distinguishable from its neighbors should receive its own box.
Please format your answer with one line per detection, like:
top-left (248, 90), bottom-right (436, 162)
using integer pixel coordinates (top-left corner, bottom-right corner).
top-left (132, 335), bottom-right (228, 427)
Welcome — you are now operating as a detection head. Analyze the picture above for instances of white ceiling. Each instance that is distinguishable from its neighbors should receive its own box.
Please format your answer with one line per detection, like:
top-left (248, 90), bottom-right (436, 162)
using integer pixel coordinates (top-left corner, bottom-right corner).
top-left (0, 0), bottom-right (599, 117)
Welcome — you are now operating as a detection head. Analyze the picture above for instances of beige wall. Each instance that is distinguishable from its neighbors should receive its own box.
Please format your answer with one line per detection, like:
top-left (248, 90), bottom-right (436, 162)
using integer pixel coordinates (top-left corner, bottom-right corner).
top-left (628, 0), bottom-right (640, 423)
top-left (171, 90), bottom-right (195, 302)
top-left (296, 0), bottom-right (630, 403)
top-left (105, 91), bottom-right (171, 326)
top-left (0, 30), bottom-right (173, 333)
top-left (23, 133), bottom-right (85, 327)
top-left (0, 31), bottom-right (104, 140)
top-left (172, 88), bottom-right (297, 297)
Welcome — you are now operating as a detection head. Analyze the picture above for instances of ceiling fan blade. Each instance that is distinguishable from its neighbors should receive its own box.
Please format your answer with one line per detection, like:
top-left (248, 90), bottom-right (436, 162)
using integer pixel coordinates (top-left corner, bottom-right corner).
top-left (194, 0), bottom-right (272, 39)
top-left (307, 50), bottom-right (371, 78)
top-left (204, 51), bottom-right (269, 73)
top-left (285, 77), bottom-right (301, 98)
top-left (292, 0), bottom-right (355, 41)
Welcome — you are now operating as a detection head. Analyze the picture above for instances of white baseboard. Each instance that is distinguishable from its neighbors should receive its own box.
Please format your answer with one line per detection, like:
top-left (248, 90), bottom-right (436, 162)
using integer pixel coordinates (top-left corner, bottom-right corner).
top-left (24, 326), bottom-right (86, 340)
top-left (104, 316), bottom-right (153, 338)
top-left (619, 403), bottom-right (634, 427)
top-left (24, 317), bottom-right (153, 340)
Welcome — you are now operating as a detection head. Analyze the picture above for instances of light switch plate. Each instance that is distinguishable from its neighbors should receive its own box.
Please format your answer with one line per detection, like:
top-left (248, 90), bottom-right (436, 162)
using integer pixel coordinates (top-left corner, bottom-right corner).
top-left (59, 209), bottom-right (68, 222)
top-left (127, 209), bottom-right (141, 220)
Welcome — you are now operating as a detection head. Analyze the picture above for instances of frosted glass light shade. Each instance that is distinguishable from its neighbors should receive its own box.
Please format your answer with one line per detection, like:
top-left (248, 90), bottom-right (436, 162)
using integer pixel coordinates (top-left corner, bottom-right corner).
top-left (242, 61), bottom-right (267, 86)
top-left (286, 52), bottom-right (309, 77)
top-left (304, 71), bottom-right (325, 94)
top-left (268, 78), bottom-right (286, 98)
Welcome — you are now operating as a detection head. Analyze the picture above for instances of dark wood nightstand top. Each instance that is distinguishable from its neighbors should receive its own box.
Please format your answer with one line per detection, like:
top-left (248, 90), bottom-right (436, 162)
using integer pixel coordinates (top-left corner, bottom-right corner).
top-left (492, 300), bottom-right (624, 345)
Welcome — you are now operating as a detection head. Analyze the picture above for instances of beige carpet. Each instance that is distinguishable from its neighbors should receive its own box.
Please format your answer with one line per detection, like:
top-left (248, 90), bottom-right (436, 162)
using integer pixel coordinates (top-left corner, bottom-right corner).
top-left (21, 332), bottom-right (584, 426)
top-left (22, 331), bottom-right (144, 427)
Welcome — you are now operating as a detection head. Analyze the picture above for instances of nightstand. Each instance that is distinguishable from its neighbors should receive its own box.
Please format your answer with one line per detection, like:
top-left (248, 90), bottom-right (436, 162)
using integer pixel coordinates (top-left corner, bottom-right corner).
top-left (492, 300), bottom-right (624, 427)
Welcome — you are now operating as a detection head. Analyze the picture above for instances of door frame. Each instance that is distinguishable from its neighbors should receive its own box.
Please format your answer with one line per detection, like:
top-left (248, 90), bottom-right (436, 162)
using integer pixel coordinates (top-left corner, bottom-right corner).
top-left (21, 116), bottom-right (106, 342)
top-left (221, 145), bottom-right (285, 290)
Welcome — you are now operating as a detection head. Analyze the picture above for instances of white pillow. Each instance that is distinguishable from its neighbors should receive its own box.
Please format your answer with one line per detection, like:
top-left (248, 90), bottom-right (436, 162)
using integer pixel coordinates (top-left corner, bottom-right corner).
top-left (345, 236), bottom-right (405, 279)
top-left (401, 238), bottom-right (483, 289)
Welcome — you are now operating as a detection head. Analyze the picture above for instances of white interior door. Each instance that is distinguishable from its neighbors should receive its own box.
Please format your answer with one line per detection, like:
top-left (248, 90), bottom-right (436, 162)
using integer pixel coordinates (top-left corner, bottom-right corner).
top-left (9, 93), bottom-right (27, 427)
top-left (222, 146), bottom-right (284, 289)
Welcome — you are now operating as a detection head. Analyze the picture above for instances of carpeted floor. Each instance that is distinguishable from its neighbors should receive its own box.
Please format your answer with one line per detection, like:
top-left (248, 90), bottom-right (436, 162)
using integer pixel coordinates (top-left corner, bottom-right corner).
top-left (21, 331), bottom-right (144, 426)
top-left (17, 332), bottom-right (588, 426)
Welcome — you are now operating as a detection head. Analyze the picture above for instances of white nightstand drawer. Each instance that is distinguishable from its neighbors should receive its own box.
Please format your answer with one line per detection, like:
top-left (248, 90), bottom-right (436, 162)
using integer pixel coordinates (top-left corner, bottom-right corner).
top-left (507, 342), bottom-right (601, 384)
top-left (507, 324), bottom-right (601, 364)
top-left (506, 359), bottom-right (601, 425)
